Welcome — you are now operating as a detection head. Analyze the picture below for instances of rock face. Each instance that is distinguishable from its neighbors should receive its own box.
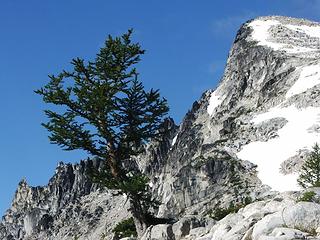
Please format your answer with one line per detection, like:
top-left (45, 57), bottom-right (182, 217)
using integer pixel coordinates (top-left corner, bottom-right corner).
top-left (3, 15), bottom-right (320, 239)
top-left (0, 160), bottom-right (129, 240)
top-left (192, 192), bottom-right (320, 240)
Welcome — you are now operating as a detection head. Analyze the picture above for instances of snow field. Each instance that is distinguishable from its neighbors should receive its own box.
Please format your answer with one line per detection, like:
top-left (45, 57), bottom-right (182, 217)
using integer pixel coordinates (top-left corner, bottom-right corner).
top-left (286, 64), bottom-right (320, 98)
top-left (207, 91), bottom-right (223, 116)
top-left (237, 105), bottom-right (320, 191)
top-left (248, 19), bottom-right (320, 53)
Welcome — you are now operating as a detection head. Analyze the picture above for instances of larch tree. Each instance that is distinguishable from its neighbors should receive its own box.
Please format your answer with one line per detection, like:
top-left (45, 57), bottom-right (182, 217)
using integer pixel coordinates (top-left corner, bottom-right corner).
top-left (298, 143), bottom-right (320, 188)
top-left (35, 30), bottom-right (169, 237)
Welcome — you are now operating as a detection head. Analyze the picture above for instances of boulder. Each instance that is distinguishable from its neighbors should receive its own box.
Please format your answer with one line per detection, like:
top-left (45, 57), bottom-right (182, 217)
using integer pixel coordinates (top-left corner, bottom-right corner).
top-left (172, 216), bottom-right (209, 239)
top-left (141, 224), bottom-right (175, 240)
top-left (283, 202), bottom-right (320, 234)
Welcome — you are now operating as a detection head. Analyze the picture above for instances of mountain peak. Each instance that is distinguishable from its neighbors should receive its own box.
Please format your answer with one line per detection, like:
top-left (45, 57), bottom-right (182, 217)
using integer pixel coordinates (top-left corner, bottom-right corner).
top-left (245, 16), bottom-right (320, 55)
top-left (204, 16), bottom-right (320, 192)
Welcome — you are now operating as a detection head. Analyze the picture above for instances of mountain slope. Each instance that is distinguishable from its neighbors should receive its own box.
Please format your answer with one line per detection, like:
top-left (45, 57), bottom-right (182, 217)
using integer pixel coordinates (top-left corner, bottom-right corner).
top-left (2, 15), bottom-right (320, 240)
top-left (203, 15), bottom-right (320, 192)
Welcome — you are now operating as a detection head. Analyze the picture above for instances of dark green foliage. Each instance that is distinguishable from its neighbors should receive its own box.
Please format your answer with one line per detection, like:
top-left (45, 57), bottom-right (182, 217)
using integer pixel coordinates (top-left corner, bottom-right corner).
top-left (35, 30), bottom-right (168, 159)
top-left (91, 172), bottom-right (159, 209)
top-left (209, 206), bottom-right (233, 221)
top-left (243, 196), bottom-right (252, 205)
top-left (36, 29), bottom-right (169, 234)
top-left (209, 197), bottom-right (252, 221)
top-left (298, 143), bottom-right (320, 188)
top-left (113, 218), bottom-right (137, 238)
top-left (297, 191), bottom-right (316, 202)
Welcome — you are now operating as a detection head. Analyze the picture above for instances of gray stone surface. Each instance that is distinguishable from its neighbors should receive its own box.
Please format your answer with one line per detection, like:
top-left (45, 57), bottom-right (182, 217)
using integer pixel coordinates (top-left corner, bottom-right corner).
top-left (141, 224), bottom-right (175, 240)
top-left (195, 193), bottom-right (320, 240)
top-left (283, 202), bottom-right (320, 234)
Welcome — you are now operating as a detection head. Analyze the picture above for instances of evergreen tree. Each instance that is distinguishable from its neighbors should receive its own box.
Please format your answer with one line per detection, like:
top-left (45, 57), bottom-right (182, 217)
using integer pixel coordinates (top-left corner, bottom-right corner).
top-left (298, 143), bottom-right (320, 188)
top-left (35, 30), bottom-right (169, 237)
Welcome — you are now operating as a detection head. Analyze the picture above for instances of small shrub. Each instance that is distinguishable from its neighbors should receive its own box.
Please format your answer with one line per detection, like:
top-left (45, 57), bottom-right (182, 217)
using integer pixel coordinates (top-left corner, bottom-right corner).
top-left (112, 217), bottom-right (137, 238)
top-left (297, 191), bottom-right (316, 202)
top-left (244, 196), bottom-right (252, 205)
top-left (208, 196), bottom-right (253, 221)
top-left (209, 206), bottom-right (231, 221)
top-left (294, 225), bottom-right (317, 236)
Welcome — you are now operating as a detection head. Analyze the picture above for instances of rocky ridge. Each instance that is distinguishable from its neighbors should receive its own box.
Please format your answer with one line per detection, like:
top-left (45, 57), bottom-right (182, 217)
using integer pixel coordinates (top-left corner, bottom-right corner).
top-left (3, 15), bottom-right (320, 239)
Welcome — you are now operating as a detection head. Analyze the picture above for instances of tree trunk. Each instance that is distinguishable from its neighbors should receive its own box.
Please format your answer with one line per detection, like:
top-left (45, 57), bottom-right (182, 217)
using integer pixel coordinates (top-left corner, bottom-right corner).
top-left (130, 198), bottom-right (149, 239)
top-left (107, 141), bottom-right (121, 178)
top-left (106, 141), bottom-right (150, 238)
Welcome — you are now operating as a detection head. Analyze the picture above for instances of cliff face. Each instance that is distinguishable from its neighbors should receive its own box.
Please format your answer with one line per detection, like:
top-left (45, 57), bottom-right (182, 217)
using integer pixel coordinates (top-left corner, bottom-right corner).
top-left (148, 15), bottom-right (320, 218)
top-left (0, 160), bottom-right (126, 240)
top-left (3, 15), bottom-right (320, 240)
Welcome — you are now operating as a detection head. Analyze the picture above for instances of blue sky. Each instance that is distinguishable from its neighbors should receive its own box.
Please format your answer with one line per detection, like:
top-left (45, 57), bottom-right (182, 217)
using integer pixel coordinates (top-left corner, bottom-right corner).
top-left (1, 0), bottom-right (320, 216)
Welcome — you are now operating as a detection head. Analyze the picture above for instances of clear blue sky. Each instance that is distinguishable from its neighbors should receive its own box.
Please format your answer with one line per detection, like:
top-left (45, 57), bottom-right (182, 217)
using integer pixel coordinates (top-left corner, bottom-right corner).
top-left (1, 0), bottom-right (319, 216)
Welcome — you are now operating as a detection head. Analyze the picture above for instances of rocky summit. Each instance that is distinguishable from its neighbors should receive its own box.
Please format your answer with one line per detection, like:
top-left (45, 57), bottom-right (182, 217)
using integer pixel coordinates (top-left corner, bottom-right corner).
top-left (3, 15), bottom-right (320, 240)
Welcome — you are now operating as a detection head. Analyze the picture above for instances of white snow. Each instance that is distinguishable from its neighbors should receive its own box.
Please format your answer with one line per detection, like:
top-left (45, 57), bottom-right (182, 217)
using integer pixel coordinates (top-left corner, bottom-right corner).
top-left (249, 20), bottom-right (281, 49)
top-left (286, 24), bottom-right (320, 39)
top-left (286, 65), bottom-right (320, 98)
top-left (248, 20), bottom-right (320, 53)
top-left (207, 91), bottom-right (223, 116)
top-left (171, 134), bottom-right (178, 146)
top-left (237, 105), bottom-right (320, 192)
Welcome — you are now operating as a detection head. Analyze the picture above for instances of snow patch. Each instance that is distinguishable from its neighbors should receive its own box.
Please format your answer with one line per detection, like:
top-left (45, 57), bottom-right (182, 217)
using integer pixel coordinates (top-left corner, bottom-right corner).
top-left (237, 105), bottom-right (320, 192)
top-left (207, 91), bottom-right (223, 116)
top-left (171, 134), bottom-right (178, 146)
top-left (286, 65), bottom-right (320, 98)
top-left (249, 20), bottom-right (280, 48)
top-left (248, 20), bottom-right (319, 53)
top-left (286, 24), bottom-right (320, 39)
